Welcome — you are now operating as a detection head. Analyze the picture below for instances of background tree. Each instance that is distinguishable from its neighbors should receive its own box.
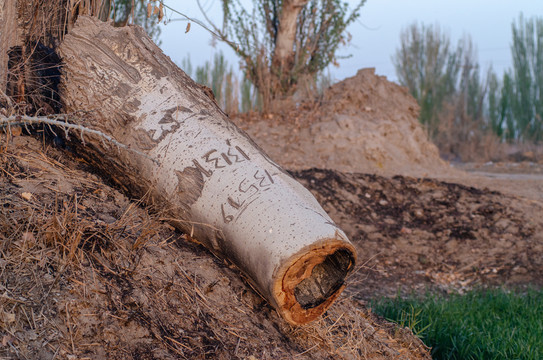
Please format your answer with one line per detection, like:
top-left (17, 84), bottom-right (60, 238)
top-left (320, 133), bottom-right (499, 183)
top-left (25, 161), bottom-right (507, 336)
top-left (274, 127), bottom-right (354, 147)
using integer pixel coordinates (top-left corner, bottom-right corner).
top-left (393, 23), bottom-right (462, 139)
top-left (509, 14), bottom-right (543, 143)
top-left (183, 52), bottom-right (242, 114)
top-left (486, 69), bottom-right (504, 139)
top-left (102, 0), bottom-right (162, 44)
top-left (393, 24), bottom-right (507, 160)
top-left (212, 0), bottom-right (365, 111)
top-left (452, 37), bottom-right (488, 141)
top-left (484, 15), bottom-right (543, 144)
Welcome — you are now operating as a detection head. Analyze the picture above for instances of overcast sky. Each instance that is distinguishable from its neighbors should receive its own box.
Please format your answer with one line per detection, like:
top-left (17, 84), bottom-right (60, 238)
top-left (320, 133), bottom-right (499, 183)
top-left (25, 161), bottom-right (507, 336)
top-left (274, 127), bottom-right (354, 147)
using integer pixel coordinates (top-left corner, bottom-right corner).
top-left (159, 0), bottom-right (542, 83)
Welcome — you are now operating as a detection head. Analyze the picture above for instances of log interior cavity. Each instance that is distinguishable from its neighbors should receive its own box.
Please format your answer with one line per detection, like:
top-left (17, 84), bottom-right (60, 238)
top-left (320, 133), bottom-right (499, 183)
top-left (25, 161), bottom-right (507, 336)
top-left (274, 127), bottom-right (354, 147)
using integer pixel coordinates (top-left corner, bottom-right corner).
top-left (294, 249), bottom-right (354, 309)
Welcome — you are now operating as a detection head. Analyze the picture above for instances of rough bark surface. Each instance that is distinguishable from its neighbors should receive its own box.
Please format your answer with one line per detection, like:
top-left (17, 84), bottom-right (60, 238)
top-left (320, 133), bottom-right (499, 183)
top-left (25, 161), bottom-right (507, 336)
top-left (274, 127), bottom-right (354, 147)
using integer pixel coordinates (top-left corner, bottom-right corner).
top-left (0, 0), bottom-right (18, 94)
top-left (58, 16), bottom-right (355, 325)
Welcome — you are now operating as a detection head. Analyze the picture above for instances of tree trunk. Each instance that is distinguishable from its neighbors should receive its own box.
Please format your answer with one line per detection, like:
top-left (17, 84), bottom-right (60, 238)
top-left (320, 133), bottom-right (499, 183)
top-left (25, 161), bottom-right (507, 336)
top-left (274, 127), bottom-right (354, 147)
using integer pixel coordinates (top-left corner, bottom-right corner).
top-left (273, 0), bottom-right (309, 70)
top-left (58, 16), bottom-right (356, 325)
top-left (0, 0), bottom-right (100, 108)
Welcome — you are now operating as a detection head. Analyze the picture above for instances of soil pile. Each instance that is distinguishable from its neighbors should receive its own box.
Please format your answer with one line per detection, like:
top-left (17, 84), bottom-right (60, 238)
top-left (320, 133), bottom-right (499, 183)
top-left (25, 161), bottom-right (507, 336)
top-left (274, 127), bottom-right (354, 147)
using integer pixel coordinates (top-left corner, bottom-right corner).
top-left (234, 68), bottom-right (451, 177)
top-left (0, 137), bottom-right (430, 359)
top-left (233, 67), bottom-right (543, 300)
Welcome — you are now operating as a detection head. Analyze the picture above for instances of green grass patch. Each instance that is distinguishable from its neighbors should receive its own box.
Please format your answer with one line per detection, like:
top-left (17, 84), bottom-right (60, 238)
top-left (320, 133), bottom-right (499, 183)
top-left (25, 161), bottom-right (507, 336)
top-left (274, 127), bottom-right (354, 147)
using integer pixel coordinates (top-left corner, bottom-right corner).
top-left (371, 288), bottom-right (543, 359)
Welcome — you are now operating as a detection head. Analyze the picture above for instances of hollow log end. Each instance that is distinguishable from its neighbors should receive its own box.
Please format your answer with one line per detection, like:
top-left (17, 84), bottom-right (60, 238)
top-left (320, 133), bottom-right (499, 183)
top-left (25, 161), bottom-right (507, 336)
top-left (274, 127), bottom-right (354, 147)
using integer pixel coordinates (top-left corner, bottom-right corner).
top-left (272, 236), bottom-right (357, 325)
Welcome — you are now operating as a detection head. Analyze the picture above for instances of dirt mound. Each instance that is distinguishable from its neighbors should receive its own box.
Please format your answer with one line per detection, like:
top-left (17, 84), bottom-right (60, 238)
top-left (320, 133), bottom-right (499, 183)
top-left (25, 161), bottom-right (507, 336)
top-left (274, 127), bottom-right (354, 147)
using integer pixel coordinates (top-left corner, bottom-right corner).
top-left (293, 169), bottom-right (543, 299)
top-left (234, 68), bottom-right (451, 177)
top-left (0, 137), bottom-right (430, 359)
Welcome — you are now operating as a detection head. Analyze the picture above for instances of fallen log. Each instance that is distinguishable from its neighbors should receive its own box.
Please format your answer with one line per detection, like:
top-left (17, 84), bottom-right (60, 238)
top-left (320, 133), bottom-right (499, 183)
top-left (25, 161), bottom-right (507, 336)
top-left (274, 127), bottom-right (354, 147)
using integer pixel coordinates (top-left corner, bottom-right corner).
top-left (57, 16), bottom-right (356, 325)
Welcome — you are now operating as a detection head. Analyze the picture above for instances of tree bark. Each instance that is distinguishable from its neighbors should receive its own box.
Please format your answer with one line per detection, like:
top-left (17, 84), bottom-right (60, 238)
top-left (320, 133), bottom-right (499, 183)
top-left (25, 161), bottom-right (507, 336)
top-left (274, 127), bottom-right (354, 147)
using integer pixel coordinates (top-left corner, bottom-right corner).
top-left (0, 0), bottom-right (19, 95)
top-left (273, 0), bottom-right (309, 71)
top-left (0, 0), bottom-right (98, 107)
top-left (58, 16), bottom-right (356, 325)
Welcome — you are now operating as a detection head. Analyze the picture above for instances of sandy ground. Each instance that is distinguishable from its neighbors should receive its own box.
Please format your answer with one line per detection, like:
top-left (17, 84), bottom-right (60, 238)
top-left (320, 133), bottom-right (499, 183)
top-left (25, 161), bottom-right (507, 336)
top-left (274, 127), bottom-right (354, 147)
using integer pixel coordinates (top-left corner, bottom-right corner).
top-left (447, 162), bottom-right (543, 204)
top-left (0, 136), bottom-right (431, 359)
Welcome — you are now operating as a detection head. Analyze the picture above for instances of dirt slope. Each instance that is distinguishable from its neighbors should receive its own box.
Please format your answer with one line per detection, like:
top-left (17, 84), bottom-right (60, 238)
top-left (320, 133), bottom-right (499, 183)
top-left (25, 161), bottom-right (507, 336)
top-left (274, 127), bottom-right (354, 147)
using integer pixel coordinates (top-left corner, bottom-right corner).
top-left (234, 67), bottom-right (543, 298)
top-left (0, 136), bottom-right (430, 359)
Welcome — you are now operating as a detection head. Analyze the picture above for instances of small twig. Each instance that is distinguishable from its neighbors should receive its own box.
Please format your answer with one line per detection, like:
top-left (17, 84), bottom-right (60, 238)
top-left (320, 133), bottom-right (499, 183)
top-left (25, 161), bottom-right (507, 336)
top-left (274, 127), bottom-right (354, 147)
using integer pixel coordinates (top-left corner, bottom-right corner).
top-left (0, 114), bottom-right (159, 165)
top-left (294, 343), bottom-right (319, 357)
top-left (160, 217), bottom-right (221, 232)
top-left (65, 303), bottom-right (75, 354)
top-left (160, 1), bottom-right (240, 50)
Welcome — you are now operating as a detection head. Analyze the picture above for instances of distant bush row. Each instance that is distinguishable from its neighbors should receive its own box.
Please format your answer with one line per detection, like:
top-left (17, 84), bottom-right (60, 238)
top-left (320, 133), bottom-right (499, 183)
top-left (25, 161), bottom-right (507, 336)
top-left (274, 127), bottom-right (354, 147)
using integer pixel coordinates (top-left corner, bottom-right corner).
top-left (393, 15), bottom-right (543, 159)
top-left (180, 52), bottom-right (333, 114)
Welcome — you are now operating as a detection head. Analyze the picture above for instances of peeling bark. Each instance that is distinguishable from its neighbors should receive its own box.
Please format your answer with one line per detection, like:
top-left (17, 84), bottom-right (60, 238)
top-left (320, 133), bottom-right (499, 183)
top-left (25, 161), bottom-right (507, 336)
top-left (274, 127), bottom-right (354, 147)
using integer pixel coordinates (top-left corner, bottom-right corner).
top-left (58, 16), bottom-right (356, 325)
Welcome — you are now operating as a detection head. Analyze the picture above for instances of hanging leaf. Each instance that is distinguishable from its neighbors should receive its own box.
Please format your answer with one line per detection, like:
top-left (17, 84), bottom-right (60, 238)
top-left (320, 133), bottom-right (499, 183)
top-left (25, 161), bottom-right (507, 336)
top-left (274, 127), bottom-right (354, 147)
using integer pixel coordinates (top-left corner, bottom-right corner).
top-left (185, 22), bottom-right (191, 33)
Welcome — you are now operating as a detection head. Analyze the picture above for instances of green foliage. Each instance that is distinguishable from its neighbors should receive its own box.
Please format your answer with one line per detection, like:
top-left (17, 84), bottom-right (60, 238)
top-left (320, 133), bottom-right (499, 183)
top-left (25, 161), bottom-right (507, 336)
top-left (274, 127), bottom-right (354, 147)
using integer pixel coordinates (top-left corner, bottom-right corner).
top-left (210, 52), bottom-right (227, 104)
top-left (497, 71), bottom-right (517, 141)
top-left (371, 288), bottom-right (543, 360)
top-left (458, 38), bottom-right (485, 122)
top-left (395, 15), bottom-right (543, 150)
top-left (486, 69), bottom-right (503, 138)
top-left (180, 54), bottom-right (193, 78)
top-left (241, 76), bottom-right (259, 113)
top-left (219, 0), bottom-right (364, 109)
top-left (195, 62), bottom-right (210, 90)
top-left (292, 0), bottom-right (362, 82)
top-left (184, 50), bottom-right (333, 114)
top-left (183, 52), bottom-right (260, 113)
top-left (393, 23), bottom-right (463, 138)
top-left (482, 15), bottom-right (543, 143)
top-left (509, 14), bottom-right (543, 142)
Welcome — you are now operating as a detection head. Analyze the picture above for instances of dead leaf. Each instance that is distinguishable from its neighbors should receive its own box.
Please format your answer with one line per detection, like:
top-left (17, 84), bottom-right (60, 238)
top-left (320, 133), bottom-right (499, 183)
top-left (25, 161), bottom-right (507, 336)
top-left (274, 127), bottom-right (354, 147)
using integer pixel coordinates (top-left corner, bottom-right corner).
top-left (185, 22), bottom-right (191, 33)
top-left (10, 126), bottom-right (22, 136)
top-left (4, 312), bottom-right (15, 324)
top-left (21, 232), bottom-right (36, 243)
top-left (158, 2), bottom-right (164, 22)
top-left (2, 335), bottom-right (12, 347)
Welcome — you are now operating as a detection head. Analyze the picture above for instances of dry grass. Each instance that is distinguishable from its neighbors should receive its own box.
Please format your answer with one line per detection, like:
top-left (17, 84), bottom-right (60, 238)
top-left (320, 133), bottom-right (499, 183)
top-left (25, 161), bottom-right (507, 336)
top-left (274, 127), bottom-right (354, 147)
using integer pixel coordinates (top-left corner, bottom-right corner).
top-left (0, 137), bottom-right (162, 358)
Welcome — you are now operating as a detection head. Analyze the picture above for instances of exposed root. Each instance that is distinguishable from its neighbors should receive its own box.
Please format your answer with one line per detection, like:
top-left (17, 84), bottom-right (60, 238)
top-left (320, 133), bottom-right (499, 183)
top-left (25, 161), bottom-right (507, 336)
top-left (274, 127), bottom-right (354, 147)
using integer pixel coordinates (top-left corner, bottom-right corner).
top-left (0, 114), bottom-right (159, 164)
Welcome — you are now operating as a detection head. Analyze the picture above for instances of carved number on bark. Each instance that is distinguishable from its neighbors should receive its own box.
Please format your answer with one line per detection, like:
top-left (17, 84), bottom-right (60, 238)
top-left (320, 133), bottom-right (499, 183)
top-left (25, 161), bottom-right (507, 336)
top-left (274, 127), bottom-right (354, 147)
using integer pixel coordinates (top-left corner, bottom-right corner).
top-left (221, 169), bottom-right (275, 224)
